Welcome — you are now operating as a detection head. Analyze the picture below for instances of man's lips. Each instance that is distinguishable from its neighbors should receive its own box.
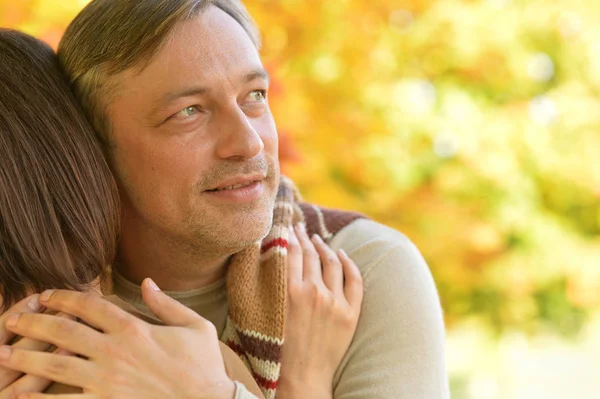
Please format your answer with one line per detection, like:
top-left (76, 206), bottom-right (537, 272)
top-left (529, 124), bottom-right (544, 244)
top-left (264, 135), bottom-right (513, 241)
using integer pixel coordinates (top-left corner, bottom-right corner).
top-left (205, 174), bottom-right (266, 192)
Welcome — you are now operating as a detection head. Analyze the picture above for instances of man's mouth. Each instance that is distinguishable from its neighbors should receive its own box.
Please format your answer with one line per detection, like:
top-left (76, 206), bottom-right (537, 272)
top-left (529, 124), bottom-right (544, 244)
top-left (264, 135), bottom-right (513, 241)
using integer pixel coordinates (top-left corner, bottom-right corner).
top-left (207, 181), bottom-right (258, 192)
top-left (202, 171), bottom-right (268, 203)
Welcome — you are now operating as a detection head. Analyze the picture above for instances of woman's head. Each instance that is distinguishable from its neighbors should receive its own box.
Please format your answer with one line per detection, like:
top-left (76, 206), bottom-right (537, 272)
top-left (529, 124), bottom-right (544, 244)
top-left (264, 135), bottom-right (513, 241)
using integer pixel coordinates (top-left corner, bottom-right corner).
top-left (0, 29), bottom-right (119, 310)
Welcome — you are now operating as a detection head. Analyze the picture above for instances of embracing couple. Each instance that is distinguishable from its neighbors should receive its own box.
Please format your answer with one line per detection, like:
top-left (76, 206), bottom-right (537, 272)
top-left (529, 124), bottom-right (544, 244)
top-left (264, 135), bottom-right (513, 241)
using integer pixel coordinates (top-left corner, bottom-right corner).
top-left (0, 0), bottom-right (449, 398)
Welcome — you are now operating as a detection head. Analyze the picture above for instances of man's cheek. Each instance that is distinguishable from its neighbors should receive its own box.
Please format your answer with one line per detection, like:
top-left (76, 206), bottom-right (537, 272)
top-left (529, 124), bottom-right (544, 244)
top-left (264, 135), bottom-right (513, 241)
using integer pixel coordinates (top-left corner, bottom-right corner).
top-left (261, 130), bottom-right (279, 154)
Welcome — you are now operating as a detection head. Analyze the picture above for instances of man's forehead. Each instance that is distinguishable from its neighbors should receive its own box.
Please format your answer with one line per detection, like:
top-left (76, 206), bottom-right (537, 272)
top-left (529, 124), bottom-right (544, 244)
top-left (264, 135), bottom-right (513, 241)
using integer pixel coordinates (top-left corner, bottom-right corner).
top-left (118, 27), bottom-right (258, 90)
top-left (149, 12), bottom-right (260, 75)
top-left (172, 8), bottom-right (258, 61)
top-left (110, 6), bottom-right (263, 103)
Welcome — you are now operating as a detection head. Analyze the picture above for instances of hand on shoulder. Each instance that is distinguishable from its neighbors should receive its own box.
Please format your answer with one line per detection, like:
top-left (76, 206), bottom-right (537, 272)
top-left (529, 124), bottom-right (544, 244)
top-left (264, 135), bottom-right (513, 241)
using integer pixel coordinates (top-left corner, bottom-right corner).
top-left (0, 283), bottom-right (235, 399)
top-left (277, 223), bottom-right (364, 399)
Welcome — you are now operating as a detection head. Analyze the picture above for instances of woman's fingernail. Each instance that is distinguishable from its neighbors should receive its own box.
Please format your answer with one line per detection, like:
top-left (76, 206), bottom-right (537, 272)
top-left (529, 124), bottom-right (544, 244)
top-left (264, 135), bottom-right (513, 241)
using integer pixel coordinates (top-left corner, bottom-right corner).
top-left (147, 279), bottom-right (161, 291)
top-left (295, 223), bottom-right (306, 234)
top-left (40, 290), bottom-right (54, 303)
top-left (312, 234), bottom-right (323, 244)
top-left (0, 346), bottom-right (11, 360)
top-left (6, 314), bottom-right (20, 329)
top-left (339, 249), bottom-right (348, 258)
top-left (28, 295), bottom-right (41, 311)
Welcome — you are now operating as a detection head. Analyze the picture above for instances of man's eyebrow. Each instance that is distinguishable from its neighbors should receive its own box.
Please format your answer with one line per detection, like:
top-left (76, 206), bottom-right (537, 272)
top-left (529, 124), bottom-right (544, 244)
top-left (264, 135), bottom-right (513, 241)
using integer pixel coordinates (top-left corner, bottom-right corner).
top-left (158, 87), bottom-right (210, 107)
top-left (242, 68), bottom-right (270, 84)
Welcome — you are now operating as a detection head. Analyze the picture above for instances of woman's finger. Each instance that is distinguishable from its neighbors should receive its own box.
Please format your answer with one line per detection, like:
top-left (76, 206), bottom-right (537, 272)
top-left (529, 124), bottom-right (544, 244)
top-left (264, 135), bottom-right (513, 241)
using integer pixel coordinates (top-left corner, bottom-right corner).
top-left (36, 290), bottom-right (137, 334)
top-left (311, 235), bottom-right (343, 296)
top-left (18, 394), bottom-right (95, 399)
top-left (0, 296), bottom-right (46, 391)
top-left (286, 227), bottom-right (303, 284)
top-left (12, 337), bottom-right (51, 353)
top-left (0, 347), bottom-right (93, 389)
top-left (0, 363), bottom-right (22, 393)
top-left (0, 369), bottom-right (53, 399)
top-left (339, 249), bottom-right (364, 310)
top-left (142, 279), bottom-right (208, 329)
top-left (0, 295), bottom-right (43, 346)
top-left (0, 347), bottom-right (74, 399)
top-left (0, 323), bottom-right (62, 392)
top-left (294, 223), bottom-right (321, 282)
top-left (12, 312), bottom-right (73, 353)
top-left (4, 313), bottom-right (102, 359)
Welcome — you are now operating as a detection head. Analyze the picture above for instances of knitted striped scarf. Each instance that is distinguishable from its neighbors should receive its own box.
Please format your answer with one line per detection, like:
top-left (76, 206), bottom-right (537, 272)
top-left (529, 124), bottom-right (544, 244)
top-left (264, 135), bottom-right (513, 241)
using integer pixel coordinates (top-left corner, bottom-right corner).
top-left (220, 177), bottom-right (363, 399)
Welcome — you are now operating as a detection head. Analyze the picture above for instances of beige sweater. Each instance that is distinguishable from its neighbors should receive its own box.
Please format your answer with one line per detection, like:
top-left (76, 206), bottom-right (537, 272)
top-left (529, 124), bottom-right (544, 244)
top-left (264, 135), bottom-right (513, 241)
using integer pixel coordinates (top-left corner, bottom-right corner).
top-left (114, 219), bottom-right (450, 398)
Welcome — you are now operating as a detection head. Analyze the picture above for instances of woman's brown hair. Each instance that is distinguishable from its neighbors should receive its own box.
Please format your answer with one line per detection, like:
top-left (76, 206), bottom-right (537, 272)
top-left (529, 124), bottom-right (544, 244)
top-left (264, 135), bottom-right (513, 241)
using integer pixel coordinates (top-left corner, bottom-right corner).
top-left (0, 29), bottom-right (120, 311)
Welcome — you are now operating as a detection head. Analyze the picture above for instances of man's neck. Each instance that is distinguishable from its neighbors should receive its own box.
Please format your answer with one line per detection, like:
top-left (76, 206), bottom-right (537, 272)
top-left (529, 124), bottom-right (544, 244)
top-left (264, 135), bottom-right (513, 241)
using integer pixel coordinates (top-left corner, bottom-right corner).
top-left (116, 227), bottom-right (232, 291)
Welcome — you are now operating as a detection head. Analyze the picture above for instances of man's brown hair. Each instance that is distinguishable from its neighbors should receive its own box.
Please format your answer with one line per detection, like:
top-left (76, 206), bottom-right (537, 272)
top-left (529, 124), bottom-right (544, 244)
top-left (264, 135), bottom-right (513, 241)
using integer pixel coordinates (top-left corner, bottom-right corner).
top-left (58, 0), bottom-right (261, 143)
top-left (0, 29), bottom-right (120, 310)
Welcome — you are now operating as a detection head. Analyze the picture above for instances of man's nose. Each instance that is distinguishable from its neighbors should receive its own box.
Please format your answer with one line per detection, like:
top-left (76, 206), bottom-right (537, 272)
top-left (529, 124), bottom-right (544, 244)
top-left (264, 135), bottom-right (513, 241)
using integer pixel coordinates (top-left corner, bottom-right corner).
top-left (214, 105), bottom-right (264, 160)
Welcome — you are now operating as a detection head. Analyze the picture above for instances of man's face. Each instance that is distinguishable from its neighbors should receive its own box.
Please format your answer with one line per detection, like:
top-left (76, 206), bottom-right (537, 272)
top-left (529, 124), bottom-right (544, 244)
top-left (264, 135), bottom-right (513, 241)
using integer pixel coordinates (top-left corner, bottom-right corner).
top-left (106, 6), bottom-right (280, 254)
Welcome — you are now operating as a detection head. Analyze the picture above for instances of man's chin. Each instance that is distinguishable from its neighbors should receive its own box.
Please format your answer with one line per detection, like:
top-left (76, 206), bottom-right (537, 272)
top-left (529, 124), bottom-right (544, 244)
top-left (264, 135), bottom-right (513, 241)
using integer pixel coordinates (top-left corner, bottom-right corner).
top-left (196, 189), bottom-right (276, 248)
top-left (214, 223), bottom-right (271, 256)
top-left (215, 204), bottom-right (274, 245)
top-left (238, 209), bottom-right (274, 241)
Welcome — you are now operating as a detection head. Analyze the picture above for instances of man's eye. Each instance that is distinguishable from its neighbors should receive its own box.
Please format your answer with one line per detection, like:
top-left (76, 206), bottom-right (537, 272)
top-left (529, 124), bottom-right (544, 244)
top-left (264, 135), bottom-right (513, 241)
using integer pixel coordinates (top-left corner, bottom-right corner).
top-left (174, 106), bottom-right (200, 118)
top-left (248, 90), bottom-right (267, 102)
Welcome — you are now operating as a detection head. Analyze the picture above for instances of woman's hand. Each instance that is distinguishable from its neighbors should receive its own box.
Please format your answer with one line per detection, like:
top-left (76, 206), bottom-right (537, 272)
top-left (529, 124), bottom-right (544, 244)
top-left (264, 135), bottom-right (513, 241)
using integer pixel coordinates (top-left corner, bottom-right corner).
top-left (0, 295), bottom-right (62, 398)
top-left (0, 282), bottom-right (235, 399)
top-left (278, 223), bottom-right (364, 399)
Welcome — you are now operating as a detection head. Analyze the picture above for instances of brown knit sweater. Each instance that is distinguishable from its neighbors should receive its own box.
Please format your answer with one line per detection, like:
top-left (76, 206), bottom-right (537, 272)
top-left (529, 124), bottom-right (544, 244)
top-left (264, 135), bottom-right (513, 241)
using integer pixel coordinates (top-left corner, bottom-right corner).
top-left (218, 177), bottom-right (363, 398)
